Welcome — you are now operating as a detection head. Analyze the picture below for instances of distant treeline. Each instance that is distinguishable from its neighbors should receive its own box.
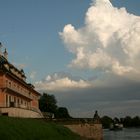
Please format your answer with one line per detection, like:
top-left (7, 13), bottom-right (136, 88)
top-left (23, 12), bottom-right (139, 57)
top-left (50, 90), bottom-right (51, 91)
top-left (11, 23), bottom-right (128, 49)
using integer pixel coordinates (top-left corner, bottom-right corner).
top-left (101, 116), bottom-right (140, 128)
top-left (39, 93), bottom-right (140, 128)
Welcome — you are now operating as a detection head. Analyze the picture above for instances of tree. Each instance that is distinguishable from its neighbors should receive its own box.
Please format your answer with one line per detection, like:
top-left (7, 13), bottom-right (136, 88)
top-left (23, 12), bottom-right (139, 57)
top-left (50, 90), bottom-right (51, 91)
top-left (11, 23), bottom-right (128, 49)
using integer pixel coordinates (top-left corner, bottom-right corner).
top-left (123, 116), bottom-right (132, 127)
top-left (132, 116), bottom-right (140, 127)
top-left (39, 93), bottom-right (57, 114)
top-left (113, 117), bottom-right (120, 123)
top-left (101, 116), bottom-right (113, 128)
top-left (55, 107), bottom-right (71, 119)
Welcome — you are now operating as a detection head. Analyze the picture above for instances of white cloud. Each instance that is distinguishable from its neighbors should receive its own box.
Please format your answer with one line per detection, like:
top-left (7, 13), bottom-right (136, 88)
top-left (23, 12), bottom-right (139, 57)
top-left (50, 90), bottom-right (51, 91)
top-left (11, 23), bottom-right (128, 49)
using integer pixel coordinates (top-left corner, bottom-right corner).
top-left (30, 71), bottom-right (37, 79)
top-left (35, 73), bottom-right (91, 91)
top-left (36, 0), bottom-right (140, 92)
top-left (60, 0), bottom-right (140, 77)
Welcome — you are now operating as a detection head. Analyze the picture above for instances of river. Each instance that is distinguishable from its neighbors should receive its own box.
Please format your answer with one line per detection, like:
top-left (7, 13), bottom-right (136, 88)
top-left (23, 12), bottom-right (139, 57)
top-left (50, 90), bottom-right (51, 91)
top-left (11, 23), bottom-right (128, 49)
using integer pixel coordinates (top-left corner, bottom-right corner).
top-left (103, 128), bottom-right (140, 140)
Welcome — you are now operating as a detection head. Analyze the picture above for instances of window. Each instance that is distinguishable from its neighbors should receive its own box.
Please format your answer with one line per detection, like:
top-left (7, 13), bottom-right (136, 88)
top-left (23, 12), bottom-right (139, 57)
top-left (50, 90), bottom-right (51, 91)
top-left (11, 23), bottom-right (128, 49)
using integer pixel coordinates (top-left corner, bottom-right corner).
top-left (9, 82), bottom-right (11, 87)
top-left (6, 80), bottom-right (8, 86)
top-left (17, 98), bottom-right (19, 105)
top-left (14, 97), bottom-right (16, 102)
top-left (9, 96), bottom-right (11, 102)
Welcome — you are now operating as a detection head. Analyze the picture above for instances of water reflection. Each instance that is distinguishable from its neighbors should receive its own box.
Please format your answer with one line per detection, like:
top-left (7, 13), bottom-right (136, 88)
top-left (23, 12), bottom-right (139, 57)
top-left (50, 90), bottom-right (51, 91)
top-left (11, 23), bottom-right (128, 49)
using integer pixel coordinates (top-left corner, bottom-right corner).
top-left (104, 128), bottom-right (140, 140)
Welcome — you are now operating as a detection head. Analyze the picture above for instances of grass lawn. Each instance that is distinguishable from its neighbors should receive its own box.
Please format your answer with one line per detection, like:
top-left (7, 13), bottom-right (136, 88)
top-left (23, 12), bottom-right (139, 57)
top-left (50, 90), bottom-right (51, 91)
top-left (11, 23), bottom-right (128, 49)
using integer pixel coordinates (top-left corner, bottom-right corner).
top-left (0, 116), bottom-right (82, 140)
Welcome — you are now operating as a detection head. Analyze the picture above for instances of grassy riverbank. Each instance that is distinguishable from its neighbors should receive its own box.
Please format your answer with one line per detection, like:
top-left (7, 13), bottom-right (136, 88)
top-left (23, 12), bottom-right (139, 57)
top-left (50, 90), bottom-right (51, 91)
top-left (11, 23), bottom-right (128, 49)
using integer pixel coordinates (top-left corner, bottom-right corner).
top-left (0, 116), bottom-right (82, 140)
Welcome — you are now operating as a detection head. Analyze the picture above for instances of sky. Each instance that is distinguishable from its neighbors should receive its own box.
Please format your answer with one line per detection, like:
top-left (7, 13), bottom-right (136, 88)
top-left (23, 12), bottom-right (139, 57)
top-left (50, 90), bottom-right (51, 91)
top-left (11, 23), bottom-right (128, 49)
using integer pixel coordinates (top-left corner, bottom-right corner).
top-left (0, 0), bottom-right (140, 118)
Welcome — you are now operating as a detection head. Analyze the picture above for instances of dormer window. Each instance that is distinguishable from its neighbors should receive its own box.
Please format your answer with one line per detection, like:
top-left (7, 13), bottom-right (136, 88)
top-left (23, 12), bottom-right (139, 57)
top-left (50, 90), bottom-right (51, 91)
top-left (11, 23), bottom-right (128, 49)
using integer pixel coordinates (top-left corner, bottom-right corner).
top-left (4, 64), bottom-right (9, 70)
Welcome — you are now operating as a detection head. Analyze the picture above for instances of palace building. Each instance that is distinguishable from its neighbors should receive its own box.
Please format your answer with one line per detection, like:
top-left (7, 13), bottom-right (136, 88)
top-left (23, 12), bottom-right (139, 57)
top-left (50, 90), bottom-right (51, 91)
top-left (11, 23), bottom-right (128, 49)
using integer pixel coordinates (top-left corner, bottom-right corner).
top-left (0, 43), bottom-right (42, 118)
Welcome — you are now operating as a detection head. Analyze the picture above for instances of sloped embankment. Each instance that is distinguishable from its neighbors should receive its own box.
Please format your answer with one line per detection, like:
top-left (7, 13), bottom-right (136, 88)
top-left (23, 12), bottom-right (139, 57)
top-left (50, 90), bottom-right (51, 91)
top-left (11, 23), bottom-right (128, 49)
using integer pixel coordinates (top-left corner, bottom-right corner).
top-left (0, 117), bottom-right (82, 140)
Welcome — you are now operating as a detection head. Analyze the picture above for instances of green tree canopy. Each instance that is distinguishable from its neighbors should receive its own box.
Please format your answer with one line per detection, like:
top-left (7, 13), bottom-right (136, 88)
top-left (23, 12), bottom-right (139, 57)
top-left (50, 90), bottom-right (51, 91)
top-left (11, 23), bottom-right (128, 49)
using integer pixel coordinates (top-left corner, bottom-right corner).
top-left (39, 93), bottom-right (72, 119)
top-left (123, 116), bottom-right (132, 127)
top-left (101, 116), bottom-right (113, 128)
top-left (55, 107), bottom-right (71, 119)
top-left (39, 93), bottom-right (57, 114)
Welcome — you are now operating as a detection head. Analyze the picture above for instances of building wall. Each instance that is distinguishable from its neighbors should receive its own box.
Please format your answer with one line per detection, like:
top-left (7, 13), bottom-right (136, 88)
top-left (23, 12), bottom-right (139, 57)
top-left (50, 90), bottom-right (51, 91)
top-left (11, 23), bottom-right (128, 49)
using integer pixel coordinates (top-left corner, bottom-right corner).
top-left (4, 93), bottom-right (31, 109)
top-left (4, 75), bottom-right (32, 100)
top-left (0, 92), bottom-right (5, 107)
top-left (0, 73), bottom-right (4, 87)
top-left (0, 107), bottom-right (43, 118)
top-left (65, 124), bottom-right (103, 140)
top-left (0, 72), bottom-right (40, 115)
top-left (0, 74), bottom-right (5, 107)
top-left (0, 55), bottom-right (41, 118)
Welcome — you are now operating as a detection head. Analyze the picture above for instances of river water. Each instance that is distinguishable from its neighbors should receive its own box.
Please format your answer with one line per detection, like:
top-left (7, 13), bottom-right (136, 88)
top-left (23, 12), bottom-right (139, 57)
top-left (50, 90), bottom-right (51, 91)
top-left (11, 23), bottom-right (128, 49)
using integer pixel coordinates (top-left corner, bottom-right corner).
top-left (103, 128), bottom-right (140, 140)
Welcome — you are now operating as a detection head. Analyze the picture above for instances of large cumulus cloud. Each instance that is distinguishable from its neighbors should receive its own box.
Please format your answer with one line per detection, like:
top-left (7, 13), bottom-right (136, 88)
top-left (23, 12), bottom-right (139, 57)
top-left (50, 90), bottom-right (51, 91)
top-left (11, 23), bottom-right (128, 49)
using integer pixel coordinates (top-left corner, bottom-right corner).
top-left (60, 0), bottom-right (140, 77)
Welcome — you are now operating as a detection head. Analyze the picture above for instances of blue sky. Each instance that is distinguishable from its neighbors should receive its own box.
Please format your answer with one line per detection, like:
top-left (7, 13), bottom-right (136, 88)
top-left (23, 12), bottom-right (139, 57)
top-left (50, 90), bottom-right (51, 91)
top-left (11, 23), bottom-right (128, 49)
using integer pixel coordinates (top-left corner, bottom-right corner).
top-left (1, 0), bottom-right (140, 81)
top-left (0, 0), bottom-right (91, 81)
top-left (0, 0), bottom-right (140, 117)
